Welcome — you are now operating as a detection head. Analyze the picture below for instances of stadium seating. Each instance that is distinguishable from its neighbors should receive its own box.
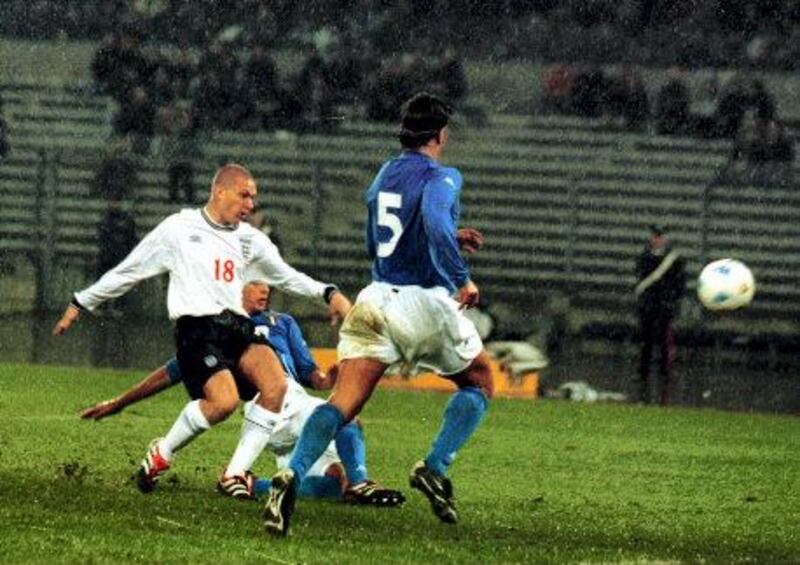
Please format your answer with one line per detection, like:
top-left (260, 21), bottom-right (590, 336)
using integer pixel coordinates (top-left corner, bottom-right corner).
top-left (1, 79), bottom-right (798, 339)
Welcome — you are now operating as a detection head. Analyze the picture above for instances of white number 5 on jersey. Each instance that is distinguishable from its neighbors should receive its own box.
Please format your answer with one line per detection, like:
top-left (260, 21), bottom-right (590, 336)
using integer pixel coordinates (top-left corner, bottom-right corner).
top-left (377, 192), bottom-right (402, 258)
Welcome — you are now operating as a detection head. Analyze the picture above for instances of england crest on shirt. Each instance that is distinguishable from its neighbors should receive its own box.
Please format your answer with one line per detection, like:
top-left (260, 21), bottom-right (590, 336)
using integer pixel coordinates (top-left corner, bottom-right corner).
top-left (240, 236), bottom-right (252, 261)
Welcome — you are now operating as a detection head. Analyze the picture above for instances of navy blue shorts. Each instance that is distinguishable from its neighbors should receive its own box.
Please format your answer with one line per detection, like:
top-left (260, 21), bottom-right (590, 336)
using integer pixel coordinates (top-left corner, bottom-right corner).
top-left (174, 310), bottom-right (268, 400)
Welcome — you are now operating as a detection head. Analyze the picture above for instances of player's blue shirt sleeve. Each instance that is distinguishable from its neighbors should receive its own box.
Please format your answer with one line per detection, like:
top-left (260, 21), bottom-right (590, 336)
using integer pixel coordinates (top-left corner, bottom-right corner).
top-left (283, 315), bottom-right (318, 387)
top-left (166, 357), bottom-right (183, 384)
top-left (421, 168), bottom-right (470, 289)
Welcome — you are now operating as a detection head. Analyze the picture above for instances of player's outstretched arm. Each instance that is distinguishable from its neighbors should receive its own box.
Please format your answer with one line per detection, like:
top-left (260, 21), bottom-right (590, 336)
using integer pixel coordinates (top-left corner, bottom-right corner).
top-left (80, 365), bottom-right (174, 420)
top-left (52, 304), bottom-right (81, 335)
top-left (456, 227), bottom-right (484, 254)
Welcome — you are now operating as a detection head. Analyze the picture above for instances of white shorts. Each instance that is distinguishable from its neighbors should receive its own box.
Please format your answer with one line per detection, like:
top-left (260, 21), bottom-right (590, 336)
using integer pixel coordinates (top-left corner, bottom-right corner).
top-left (337, 281), bottom-right (483, 376)
top-left (251, 380), bottom-right (340, 478)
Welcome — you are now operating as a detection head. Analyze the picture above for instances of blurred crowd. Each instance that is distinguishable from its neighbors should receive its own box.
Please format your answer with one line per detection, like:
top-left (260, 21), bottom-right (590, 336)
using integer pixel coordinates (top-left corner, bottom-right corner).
top-left (85, 8), bottom-right (469, 205)
top-left (93, 27), bottom-right (468, 135)
top-left (541, 63), bottom-right (795, 183)
top-left (5, 1), bottom-right (800, 71)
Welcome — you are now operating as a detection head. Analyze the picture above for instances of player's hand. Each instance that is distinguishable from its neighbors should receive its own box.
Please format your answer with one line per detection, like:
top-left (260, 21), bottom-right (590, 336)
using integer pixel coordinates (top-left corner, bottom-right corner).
top-left (80, 399), bottom-right (123, 420)
top-left (325, 363), bottom-right (339, 387)
top-left (328, 291), bottom-right (352, 326)
top-left (52, 304), bottom-right (81, 336)
top-left (310, 363), bottom-right (338, 390)
top-left (457, 228), bottom-right (484, 254)
top-left (457, 280), bottom-right (480, 309)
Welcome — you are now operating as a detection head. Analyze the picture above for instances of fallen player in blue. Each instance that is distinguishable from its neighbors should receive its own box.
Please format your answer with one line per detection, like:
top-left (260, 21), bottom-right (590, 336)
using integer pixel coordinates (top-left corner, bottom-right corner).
top-left (81, 280), bottom-right (404, 507)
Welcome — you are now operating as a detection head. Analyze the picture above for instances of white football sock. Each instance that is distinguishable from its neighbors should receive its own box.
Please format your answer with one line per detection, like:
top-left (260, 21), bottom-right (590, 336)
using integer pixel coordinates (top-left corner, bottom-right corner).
top-left (225, 402), bottom-right (280, 477)
top-left (160, 400), bottom-right (211, 461)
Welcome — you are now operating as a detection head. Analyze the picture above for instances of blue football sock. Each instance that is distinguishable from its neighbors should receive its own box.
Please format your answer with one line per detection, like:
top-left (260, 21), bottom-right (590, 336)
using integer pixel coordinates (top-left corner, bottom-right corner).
top-left (289, 403), bottom-right (345, 481)
top-left (335, 421), bottom-right (368, 485)
top-left (298, 475), bottom-right (343, 499)
top-left (425, 386), bottom-right (489, 477)
top-left (254, 475), bottom-right (343, 500)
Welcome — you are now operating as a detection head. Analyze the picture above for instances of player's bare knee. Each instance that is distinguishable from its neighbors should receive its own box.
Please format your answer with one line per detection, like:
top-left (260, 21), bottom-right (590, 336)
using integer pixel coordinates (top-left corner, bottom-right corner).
top-left (254, 373), bottom-right (287, 410)
top-left (203, 396), bottom-right (238, 423)
top-left (467, 353), bottom-right (494, 399)
top-left (329, 397), bottom-right (359, 423)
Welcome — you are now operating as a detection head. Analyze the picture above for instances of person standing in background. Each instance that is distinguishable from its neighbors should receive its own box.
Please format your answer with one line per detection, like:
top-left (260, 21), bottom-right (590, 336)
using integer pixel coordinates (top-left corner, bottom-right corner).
top-left (635, 225), bottom-right (687, 406)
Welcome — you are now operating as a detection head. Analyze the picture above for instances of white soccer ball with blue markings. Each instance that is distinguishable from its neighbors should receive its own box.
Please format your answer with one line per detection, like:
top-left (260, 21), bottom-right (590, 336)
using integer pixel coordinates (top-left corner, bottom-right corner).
top-left (697, 259), bottom-right (755, 311)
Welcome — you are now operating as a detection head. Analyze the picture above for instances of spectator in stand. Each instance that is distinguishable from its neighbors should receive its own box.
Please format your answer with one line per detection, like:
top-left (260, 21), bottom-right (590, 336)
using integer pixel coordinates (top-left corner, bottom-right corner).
top-left (241, 45), bottom-right (281, 130)
top-left (570, 65), bottom-right (607, 118)
top-left (97, 199), bottom-right (137, 278)
top-left (171, 45), bottom-right (196, 100)
top-left (433, 48), bottom-right (468, 107)
top-left (327, 34), bottom-right (374, 107)
top-left (689, 72), bottom-right (720, 138)
top-left (715, 74), bottom-right (753, 138)
top-left (623, 69), bottom-right (650, 131)
top-left (604, 66), bottom-right (629, 126)
top-left (751, 79), bottom-right (776, 122)
top-left (764, 120), bottom-right (794, 164)
top-left (148, 62), bottom-right (176, 109)
top-left (655, 67), bottom-right (690, 135)
top-left (113, 85), bottom-right (157, 154)
top-left (194, 41), bottom-right (243, 129)
top-left (540, 64), bottom-right (577, 114)
top-left (92, 29), bottom-right (149, 103)
top-left (731, 110), bottom-right (766, 166)
top-left (294, 45), bottom-right (337, 131)
top-left (95, 138), bottom-right (139, 202)
top-left (154, 103), bottom-right (201, 203)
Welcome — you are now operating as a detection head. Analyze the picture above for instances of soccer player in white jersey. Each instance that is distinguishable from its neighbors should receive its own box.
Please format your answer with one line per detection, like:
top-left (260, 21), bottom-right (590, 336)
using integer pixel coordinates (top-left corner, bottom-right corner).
top-left (53, 164), bottom-right (352, 499)
top-left (263, 93), bottom-right (494, 535)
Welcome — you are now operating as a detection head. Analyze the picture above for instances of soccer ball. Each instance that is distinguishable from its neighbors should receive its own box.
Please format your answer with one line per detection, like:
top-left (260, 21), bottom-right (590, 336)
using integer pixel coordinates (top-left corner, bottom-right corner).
top-left (697, 259), bottom-right (755, 311)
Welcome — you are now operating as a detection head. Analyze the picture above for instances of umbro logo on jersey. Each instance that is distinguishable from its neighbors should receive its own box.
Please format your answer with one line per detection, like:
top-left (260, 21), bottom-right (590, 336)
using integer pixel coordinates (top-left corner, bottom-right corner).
top-left (189, 234), bottom-right (202, 243)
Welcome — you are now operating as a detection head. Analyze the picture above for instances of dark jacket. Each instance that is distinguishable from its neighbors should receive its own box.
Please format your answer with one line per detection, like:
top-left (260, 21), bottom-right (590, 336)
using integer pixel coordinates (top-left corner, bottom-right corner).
top-left (635, 245), bottom-right (687, 317)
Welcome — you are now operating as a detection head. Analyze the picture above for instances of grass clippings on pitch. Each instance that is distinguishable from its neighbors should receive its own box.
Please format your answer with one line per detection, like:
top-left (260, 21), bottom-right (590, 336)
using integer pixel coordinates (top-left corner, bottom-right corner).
top-left (0, 362), bottom-right (798, 563)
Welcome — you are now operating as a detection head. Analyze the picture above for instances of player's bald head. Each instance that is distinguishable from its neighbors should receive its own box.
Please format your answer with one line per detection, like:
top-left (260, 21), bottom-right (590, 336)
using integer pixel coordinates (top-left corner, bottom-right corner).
top-left (243, 280), bottom-right (269, 293)
top-left (242, 279), bottom-right (271, 314)
top-left (211, 163), bottom-right (255, 195)
top-left (206, 163), bottom-right (258, 226)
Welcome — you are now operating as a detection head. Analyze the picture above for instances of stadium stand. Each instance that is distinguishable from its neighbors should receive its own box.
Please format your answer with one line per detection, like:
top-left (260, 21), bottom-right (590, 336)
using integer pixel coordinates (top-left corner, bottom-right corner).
top-left (1, 80), bottom-right (798, 342)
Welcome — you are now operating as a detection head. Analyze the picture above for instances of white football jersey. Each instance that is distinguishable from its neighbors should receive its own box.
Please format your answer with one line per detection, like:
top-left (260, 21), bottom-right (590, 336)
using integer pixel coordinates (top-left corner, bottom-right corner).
top-left (75, 208), bottom-right (327, 319)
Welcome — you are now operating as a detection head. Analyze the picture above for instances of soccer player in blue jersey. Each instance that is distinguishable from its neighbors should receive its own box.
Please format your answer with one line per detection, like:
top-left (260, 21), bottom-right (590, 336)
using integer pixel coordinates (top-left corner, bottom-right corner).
top-left (81, 280), bottom-right (404, 506)
top-left (263, 92), bottom-right (494, 535)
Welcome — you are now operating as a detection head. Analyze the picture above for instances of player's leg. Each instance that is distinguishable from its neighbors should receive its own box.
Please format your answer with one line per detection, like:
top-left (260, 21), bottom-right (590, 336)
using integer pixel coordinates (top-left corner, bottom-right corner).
top-left (264, 289), bottom-right (399, 535)
top-left (290, 357), bottom-right (386, 480)
top-left (222, 343), bottom-right (287, 496)
top-left (658, 313), bottom-right (676, 406)
top-left (337, 419), bottom-right (405, 506)
top-left (263, 358), bottom-right (386, 536)
top-left (137, 369), bottom-right (239, 493)
top-left (402, 287), bottom-right (491, 523)
top-left (428, 350), bottom-right (493, 475)
top-left (411, 350), bottom-right (493, 523)
top-left (257, 448), bottom-right (347, 500)
top-left (638, 312), bottom-right (655, 403)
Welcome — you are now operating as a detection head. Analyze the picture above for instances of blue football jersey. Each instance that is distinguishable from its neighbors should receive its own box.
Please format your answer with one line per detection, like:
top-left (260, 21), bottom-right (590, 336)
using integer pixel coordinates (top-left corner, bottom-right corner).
top-left (365, 151), bottom-right (470, 292)
top-left (166, 310), bottom-right (318, 387)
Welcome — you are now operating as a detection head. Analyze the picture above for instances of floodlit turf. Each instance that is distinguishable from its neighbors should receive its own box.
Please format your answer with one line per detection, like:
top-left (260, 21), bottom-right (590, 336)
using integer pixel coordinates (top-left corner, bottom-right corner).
top-left (0, 362), bottom-right (798, 563)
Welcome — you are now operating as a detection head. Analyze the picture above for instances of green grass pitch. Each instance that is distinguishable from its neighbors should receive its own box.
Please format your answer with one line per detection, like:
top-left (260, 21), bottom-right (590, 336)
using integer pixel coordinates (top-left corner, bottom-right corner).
top-left (0, 362), bottom-right (798, 563)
